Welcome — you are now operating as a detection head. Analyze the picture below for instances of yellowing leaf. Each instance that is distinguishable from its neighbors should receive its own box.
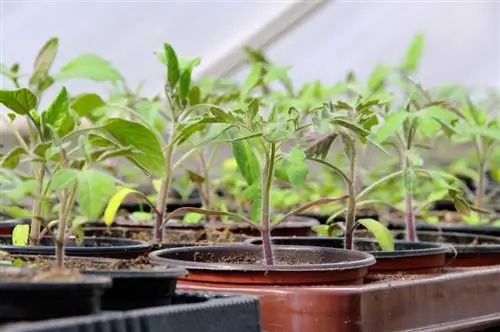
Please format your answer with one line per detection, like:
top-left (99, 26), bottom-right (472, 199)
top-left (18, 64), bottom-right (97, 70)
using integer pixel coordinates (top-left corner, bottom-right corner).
top-left (358, 218), bottom-right (394, 251)
top-left (12, 224), bottom-right (30, 246)
top-left (104, 187), bottom-right (148, 226)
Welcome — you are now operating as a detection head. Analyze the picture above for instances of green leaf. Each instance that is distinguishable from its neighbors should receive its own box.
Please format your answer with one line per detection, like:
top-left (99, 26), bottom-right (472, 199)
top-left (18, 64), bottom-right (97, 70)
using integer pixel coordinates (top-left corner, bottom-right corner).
top-left (402, 33), bottom-right (424, 72)
top-left (367, 64), bottom-right (390, 91)
top-left (373, 110), bottom-right (408, 143)
top-left (55, 54), bottom-right (123, 83)
top-left (77, 170), bottom-right (116, 221)
top-left (102, 118), bottom-right (166, 178)
top-left (0, 147), bottom-right (27, 169)
top-left (186, 169), bottom-right (205, 183)
top-left (0, 88), bottom-right (37, 115)
top-left (231, 140), bottom-right (261, 186)
top-left (241, 63), bottom-right (262, 98)
top-left (358, 218), bottom-right (394, 251)
top-left (179, 68), bottom-right (192, 104)
top-left (0, 206), bottom-right (31, 219)
top-left (43, 87), bottom-right (74, 137)
top-left (406, 149), bottom-right (423, 167)
top-left (183, 213), bottom-right (203, 224)
top-left (12, 224), bottom-right (30, 246)
top-left (32, 143), bottom-right (51, 158)
top-left (247, 98), bottom-right (259, 126)
top-left (163, 43), bottom-right (180, 87)
top-left (71, 93), bottom-right (105, 118)
top-left (104, 187), bottom-right (149, 226)
top-left (284, 147), bottom-right (309, 187)
top-left (51, 169), bottom-right (78, 191)
top-left (29, 37), bottom-right (58, 88)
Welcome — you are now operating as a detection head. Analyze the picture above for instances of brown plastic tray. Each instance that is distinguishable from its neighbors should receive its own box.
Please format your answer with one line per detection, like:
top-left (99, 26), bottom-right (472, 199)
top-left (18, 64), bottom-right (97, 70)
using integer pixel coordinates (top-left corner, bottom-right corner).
top-left (179, 266), bottom-right (500, 332)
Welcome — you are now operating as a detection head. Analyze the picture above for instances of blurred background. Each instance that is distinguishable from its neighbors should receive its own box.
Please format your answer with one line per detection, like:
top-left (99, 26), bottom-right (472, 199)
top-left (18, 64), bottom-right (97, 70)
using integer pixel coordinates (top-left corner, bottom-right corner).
top-left (1, 0), bottom-right (499, 126)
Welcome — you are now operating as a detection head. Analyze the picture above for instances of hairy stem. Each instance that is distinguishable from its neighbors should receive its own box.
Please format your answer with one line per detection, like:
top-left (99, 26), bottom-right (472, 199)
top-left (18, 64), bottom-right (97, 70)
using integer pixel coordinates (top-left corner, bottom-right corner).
top-left (261, 143), bottom-right (276, 265)
top-left (29, 165), bottom-right (46, 245)
top-left (402, 152), bottom-right (417, 241)
top-left (155, 146), bottom-right (173, 242)
top-left (476, 160), bottom-right (487, 211)
top-left (344, 148), bottom-right (357, 250)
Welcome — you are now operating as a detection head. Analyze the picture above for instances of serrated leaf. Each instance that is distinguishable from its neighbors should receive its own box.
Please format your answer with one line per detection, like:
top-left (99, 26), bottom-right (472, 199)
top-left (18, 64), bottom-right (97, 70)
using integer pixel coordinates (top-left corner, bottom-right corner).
top-left (29, 37), bottom-right (58, 88)
top-left (358, 218), bottom-right (394, 251)
top-left (55, 54), bottom-right (123, 83)
top-left (102, 118), bottom-right (166, 178)
top-left (163, 43), bottom-right (180, 87)
top-left (0, 147), bottom-right (27, 169)
top-left (77, 170), bottom-right (116, 221)
top-left (284, 147), bottom-right (309, 187)
top-left (104, 187), bottom-right (148, 226)
top-left (0, 88), bottom-right (37, 115)
top-left (32, 143), bottom-right (51, 158)
top-left (402, 33), bottom-right (424, 72)
top-left (231, 140), bottom-right (261, 186)
top-left (12, 224), bottom-right (30, 246)
top-left (43, 87), bottom-right (74, 137)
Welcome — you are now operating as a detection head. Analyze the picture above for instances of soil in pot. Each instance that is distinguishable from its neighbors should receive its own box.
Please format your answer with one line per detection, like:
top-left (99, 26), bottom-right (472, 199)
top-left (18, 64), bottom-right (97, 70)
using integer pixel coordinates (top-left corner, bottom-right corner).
top-left (149, 244), bottom-right (376, 285)
top-left (1, 254), bottom-right (187, 311)
top-left (0, 266), bottom-right (111, 324)
top-left (245, 236), bottom-right (450, 274)
top-left (0, 236), bottom-right (150, 259)
top-left (392, 231), bottom-right (500, 267)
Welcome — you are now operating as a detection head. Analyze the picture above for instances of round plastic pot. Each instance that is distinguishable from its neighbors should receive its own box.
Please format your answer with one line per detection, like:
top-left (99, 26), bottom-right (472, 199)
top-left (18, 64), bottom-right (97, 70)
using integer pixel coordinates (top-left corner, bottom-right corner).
top-left (82, 267), bottom-right (187, 310)
top-left (392, 231), bottom-right (500, 267)
top-left (0, 236), bottom-right (151, 259)
top-left (0, 218), bottom-right (29, 236)
top-left (245, 236), bottom-right (450, 274)
top-left (389, 220), bottom-right (500, 238)
top-left (149, 244), bottom-right (376, 286)
top-left (0, 267), bottom-right (111, 324)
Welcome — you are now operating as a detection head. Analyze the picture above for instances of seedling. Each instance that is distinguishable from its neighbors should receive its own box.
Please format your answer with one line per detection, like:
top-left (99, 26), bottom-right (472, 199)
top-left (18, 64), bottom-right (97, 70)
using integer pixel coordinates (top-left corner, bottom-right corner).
top-left (1, 87), bottom-right (117, 268)
top-left (159, 98), bottom-right (349, 265)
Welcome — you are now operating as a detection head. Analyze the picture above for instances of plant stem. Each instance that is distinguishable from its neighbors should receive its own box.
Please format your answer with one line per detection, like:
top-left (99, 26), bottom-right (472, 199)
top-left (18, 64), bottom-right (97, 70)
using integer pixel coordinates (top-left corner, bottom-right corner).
top-left (29, 164), bottom-right (46, 245)
top-left (344, 146), bottom-right (357, 250)
top-left (402, 152), bottom-right (417, 241)
top-left (476, 160), bottom-right (487, 211)
top-left (260, 143), bottom-right (276, 265)
top-left (155, 145), bottom-right (173, 242)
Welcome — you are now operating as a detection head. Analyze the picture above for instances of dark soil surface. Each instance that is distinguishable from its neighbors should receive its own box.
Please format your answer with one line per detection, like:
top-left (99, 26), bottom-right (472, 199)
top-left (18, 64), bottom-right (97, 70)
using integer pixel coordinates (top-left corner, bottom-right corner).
top-left (0, 268), bottom-right (86, 282)
top-left (1, 254), bottom-right (153, 271)
top-left (192, 251), bottom-right (302, 266)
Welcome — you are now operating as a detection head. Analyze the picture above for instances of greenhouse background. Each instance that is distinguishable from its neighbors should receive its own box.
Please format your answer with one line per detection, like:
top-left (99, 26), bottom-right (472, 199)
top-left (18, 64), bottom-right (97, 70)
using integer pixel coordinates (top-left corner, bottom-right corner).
top-left (0, 0), bottom-right (499, 136)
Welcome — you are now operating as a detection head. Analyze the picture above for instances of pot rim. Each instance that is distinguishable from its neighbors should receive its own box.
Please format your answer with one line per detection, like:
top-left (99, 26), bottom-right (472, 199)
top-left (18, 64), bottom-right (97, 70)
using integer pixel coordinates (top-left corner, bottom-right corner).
top-left (148, 244), bottom-right (376, 272)
top-left (244, 236), bottom-right (452, 258)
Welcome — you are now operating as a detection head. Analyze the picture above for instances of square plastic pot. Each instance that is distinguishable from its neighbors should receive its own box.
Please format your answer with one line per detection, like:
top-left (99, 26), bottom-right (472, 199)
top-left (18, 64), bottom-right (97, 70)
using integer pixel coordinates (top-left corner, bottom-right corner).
top-left (178, 267), bottom-right (500, 332)
top-left (0, 292), bottom-right (261, 332)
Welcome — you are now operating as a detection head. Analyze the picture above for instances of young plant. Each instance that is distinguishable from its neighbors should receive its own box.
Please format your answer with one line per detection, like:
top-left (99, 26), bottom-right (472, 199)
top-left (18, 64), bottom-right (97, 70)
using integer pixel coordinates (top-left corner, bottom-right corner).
top-left (1, 38), bottom-right (124, 244)
top-left (158, 99), bottom-right (350, 265)
top-left (1, 87), bottom-right (117, 268)
top-left (101, 43), bottom-right (236, 242)
top-left (304, 98), bottom-right (395, 250)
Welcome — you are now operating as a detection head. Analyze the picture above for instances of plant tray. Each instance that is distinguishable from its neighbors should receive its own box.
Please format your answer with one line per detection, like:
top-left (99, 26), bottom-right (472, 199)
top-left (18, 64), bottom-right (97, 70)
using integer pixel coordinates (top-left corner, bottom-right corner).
top-left (0, 292), bottom-right (261, 332)
top-left (178, 267), bottom-right (500, 332)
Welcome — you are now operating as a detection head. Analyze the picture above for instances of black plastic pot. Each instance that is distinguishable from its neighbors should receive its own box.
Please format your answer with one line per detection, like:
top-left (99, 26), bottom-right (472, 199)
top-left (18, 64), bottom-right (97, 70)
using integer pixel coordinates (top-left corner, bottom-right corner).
top-left (388, 220), bottom-right (500, 238)
top-left (0, 236), bottom-right (151, 259)
top-left (392, 230), bottom-right (500, 267)
top-left (82, 267), bottom-right (188, 310)
top-left (1, 292), bottom-right (261, 332)
top-left (244, 236), bottom-right (451, 274)
top-left (0, 218), bottom-right (30, 236)
top-left (297, 211), bottom-right (380, 225)
top-left (0, 266), bottom-right (111, 324)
